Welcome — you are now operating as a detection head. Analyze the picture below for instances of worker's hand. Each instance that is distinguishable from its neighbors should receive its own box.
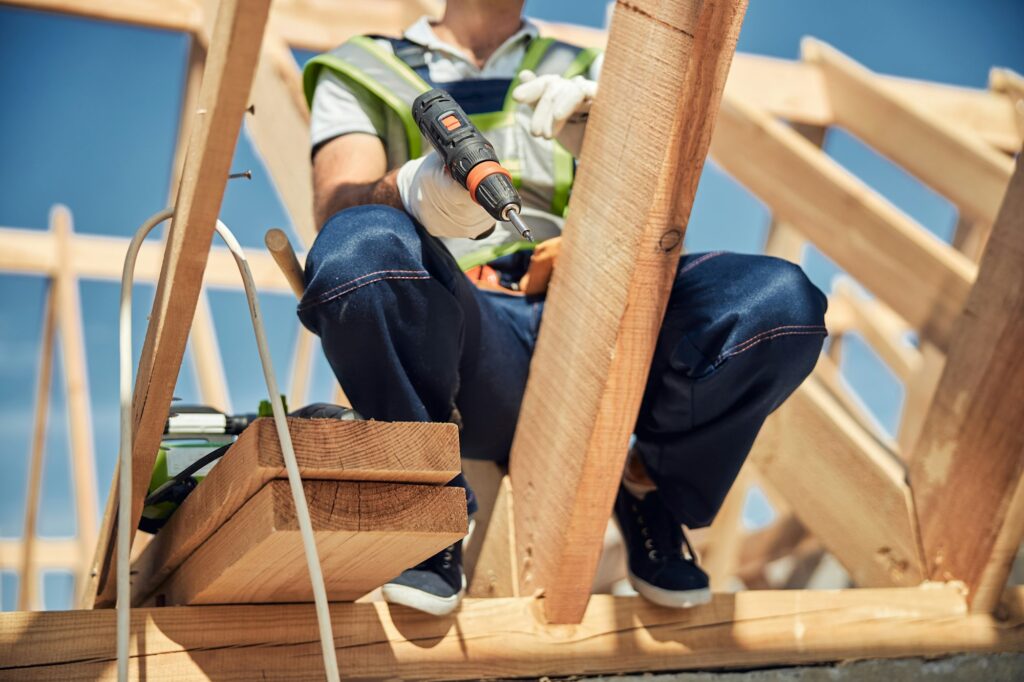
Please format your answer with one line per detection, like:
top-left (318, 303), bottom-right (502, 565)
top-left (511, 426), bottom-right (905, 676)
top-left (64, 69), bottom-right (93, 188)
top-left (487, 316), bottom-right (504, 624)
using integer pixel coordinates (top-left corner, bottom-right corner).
top-left (512, 70), bottom-right (598, 157)
top-left (396, 152), bottom-right (495, 239)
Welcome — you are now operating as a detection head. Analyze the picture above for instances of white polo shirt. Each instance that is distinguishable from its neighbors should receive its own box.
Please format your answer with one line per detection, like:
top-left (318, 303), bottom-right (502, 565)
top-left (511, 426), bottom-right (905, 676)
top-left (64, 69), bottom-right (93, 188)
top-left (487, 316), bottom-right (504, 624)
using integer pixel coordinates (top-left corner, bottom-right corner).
top-left (309, 16), bottom-right (603, 151)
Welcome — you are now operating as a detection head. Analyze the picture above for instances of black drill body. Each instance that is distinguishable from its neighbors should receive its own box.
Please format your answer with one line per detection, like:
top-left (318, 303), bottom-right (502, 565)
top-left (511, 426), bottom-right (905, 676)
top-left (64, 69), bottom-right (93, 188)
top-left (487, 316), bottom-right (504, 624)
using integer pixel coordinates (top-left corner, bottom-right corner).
top-left (412, 88), bottom-right (532, 240)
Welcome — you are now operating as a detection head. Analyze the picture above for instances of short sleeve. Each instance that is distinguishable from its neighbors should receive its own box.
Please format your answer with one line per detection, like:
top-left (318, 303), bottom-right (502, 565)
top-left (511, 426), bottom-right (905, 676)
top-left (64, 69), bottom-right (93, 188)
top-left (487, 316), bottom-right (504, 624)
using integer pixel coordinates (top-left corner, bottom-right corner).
top-left (309, 70), bottom-right (386, 151)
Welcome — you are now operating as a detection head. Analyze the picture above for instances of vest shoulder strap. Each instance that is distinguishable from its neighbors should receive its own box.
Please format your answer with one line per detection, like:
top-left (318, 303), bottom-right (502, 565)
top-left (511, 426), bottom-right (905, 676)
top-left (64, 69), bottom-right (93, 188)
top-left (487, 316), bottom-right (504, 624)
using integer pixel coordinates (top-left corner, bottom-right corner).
top-left (302, 35), bottom-right (432, 158)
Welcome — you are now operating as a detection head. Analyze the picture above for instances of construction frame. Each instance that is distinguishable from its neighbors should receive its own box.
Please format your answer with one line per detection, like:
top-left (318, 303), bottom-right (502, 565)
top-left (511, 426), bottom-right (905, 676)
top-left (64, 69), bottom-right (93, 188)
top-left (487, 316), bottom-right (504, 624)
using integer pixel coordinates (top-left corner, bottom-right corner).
top-left (1, 0), bottom-right (1023, 679)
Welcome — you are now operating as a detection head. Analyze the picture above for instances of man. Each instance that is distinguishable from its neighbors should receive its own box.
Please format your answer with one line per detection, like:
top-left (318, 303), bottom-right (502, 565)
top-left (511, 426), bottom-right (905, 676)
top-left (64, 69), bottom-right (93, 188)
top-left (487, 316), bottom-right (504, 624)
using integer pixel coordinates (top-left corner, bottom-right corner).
top-left (299, 0), bottom-right (827, 616)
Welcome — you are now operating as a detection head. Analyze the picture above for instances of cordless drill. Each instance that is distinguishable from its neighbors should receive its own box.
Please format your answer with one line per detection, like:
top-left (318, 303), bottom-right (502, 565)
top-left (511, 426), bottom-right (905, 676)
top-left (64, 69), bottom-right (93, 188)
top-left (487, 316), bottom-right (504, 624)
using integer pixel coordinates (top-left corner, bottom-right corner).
top-left (412, 88), bottom-right (533, 241)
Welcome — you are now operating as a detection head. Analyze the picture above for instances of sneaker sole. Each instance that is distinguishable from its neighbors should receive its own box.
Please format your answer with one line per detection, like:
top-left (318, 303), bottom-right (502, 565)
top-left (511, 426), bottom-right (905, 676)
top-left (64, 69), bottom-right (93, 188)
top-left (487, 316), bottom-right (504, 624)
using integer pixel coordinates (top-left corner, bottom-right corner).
top-left (381, 574), bottom-right (467, 617)
top-left (627, 571), bottom-right (712, 609)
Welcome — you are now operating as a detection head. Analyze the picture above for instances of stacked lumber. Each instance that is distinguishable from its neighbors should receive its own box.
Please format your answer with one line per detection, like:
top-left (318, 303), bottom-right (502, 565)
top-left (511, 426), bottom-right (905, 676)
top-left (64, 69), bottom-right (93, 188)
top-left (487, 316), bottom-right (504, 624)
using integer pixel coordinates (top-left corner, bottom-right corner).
top-left (133, 417), bottom-right (466, 606)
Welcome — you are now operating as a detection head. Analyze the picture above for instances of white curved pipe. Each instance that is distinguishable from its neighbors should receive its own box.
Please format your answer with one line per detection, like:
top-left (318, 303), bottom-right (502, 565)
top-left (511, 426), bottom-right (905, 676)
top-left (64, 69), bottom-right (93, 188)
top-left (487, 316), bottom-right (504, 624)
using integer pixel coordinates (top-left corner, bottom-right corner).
top-left (117, 214), bottom-right (339, 681)
top-left (211, 220), bottom-right (340, 681)
top-left (117, 207), bottom-right (174, 682)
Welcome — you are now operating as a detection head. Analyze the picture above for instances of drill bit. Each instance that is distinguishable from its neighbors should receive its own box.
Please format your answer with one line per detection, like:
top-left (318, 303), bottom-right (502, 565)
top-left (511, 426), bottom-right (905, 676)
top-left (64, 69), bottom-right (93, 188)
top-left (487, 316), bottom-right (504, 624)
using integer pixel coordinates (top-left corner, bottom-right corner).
top-left (506, 209), bottom-right (534, 242)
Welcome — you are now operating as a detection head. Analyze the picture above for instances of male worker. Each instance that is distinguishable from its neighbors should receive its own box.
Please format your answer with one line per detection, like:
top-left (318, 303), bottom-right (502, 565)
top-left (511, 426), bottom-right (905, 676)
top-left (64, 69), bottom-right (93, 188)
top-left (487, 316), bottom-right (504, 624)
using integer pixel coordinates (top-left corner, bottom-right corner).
top-left (299, 0), bottom-right (827, 616)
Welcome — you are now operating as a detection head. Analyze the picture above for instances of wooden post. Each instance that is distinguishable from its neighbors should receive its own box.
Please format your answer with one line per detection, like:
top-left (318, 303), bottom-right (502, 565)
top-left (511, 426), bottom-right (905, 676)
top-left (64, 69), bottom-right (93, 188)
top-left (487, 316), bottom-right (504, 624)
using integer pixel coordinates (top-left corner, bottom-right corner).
top-left (51, 207), bottom-right (100, 592)
top-left (909, 157), bottom-right (1024, 612)
top-left (189, 292), bottom-right (232, 414)
top-left (85, 0), bottom-right (272, 608)
top-left (17, 286), bottom-right (57, 611)
top-left (508, 0), bottom-right (748, 623)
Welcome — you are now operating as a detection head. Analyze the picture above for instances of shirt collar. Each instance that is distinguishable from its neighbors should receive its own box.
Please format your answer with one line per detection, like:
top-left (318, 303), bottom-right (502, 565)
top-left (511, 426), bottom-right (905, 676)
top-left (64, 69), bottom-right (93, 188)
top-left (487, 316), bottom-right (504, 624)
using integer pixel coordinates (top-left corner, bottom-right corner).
top-left (403, 15), bottom-right (539, 65)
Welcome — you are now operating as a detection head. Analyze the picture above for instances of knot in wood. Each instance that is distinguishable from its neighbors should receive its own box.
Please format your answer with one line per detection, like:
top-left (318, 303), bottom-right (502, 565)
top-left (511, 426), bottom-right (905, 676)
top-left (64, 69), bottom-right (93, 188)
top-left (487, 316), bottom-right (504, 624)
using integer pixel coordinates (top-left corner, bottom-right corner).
top-left (659, 228), bottom-right (683, 253)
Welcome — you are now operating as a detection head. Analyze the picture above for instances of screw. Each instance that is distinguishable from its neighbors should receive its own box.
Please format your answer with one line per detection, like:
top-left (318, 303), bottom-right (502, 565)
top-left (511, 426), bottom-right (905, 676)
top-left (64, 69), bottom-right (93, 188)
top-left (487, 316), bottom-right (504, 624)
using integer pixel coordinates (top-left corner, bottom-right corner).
top-left (229, 170), bottom-right (253, 181)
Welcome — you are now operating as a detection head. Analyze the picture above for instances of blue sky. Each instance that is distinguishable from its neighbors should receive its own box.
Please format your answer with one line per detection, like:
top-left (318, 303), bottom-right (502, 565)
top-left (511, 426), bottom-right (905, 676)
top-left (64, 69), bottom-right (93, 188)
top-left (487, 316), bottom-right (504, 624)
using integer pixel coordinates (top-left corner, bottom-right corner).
top-left (0, 1), bottom-right (1021, 610)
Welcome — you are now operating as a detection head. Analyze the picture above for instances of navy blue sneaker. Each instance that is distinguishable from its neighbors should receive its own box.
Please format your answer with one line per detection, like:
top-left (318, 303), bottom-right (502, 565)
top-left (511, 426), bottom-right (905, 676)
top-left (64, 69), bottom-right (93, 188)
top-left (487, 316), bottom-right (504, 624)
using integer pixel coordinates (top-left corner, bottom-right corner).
top-left (614, 484), bottom-right (711, 608)
top-left (382, 533), bottom-right (468, 616)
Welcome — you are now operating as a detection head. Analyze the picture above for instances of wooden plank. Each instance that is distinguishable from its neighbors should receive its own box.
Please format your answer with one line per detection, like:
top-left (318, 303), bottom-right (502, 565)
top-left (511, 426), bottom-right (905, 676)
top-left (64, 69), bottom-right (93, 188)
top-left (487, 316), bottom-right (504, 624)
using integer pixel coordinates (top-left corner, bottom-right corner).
top-left (156, 480), bottom-right (466, 605)
top-left (243, 30), bottom-right (316, 245)
top-left (804, 39), bottom-right (1014, 225)
top-left (3, 587), bottom-right (1023, 680)
top-left (0, 539), bottom-right (79, 571)
top-left (701, 467), bottom-right (749, 589)
top-left (0, 226), bottom-right (295, 293)
top-left (167, 38), bottom-right (206, 201)
top-left (51, 207), bottom-right (99, 587)
top-left (287, 327), bottom-right (315, 408)
top-left (910, 158), bottom-right (1024, 612)
top-left (750, 377), bottom-right (924, 587)
top-left (86, 0), bottom-right (272, 608)
top-left (131, 417), bottom-right (459, 605)
top-left (711, 95), bottom-right (977, 349)
top-left (6, 0), bottom-right (1019, 152)
top-left (0, 0), bottom-right (200, 32)
top-left (509, 0), bottom-right (748, 624)
top-left (831, 278), bottom-right (921, 383)
top-left (188, 291), bottom-right (231, 413)
top-left (461, 459), bottom-right (505, 586)
top-left (897, 341), bottom-right (945, 457)
top-left (813, 353), bottom-right (899, 453)
top-left (468, 476), bottom-right (519, 598)
top-left (16, 286), bottom-right (57, 611)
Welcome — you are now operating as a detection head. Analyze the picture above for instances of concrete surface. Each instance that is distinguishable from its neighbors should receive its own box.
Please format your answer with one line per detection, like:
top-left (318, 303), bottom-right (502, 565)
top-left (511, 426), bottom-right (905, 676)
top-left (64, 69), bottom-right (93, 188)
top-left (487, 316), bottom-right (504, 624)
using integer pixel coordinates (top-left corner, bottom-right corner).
top-left (549, 653), bottom-right (1024, 681)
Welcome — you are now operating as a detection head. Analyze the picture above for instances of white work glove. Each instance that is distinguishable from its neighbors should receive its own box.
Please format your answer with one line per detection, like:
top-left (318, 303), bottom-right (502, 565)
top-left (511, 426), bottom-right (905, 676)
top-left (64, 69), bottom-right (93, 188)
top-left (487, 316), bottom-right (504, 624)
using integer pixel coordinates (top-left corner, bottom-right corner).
top-left (512, 69), bottom-right (598, 157)
top-left (396, 152), bottom-right (495, 239)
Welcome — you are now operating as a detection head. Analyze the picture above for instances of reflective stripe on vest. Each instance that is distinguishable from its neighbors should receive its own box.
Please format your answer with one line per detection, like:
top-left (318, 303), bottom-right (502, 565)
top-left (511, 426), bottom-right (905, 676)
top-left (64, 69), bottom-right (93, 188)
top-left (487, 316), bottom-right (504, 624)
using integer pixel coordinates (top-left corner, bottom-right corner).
top-left (303, 35), bottom-right (600, 270)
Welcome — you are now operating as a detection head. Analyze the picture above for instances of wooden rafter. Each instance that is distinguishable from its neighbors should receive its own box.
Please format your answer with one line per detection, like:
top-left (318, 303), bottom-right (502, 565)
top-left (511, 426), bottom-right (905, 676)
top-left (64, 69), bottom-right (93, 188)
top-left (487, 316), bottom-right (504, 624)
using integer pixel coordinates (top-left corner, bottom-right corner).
top-left (804, 39), bottom-right (1015, 225)
top-left (711, 96), bottom-right (977, 350)
top-left (750, 377), bottom-right (923, 587)
top-left (85, 0), bottom-right (272, 608)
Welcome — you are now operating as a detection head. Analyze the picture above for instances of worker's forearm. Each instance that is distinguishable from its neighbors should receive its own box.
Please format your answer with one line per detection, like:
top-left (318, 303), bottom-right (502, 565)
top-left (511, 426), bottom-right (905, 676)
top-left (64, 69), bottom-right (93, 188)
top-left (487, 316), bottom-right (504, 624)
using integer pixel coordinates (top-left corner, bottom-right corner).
top-left (314, 169), bottom-right (403, 229)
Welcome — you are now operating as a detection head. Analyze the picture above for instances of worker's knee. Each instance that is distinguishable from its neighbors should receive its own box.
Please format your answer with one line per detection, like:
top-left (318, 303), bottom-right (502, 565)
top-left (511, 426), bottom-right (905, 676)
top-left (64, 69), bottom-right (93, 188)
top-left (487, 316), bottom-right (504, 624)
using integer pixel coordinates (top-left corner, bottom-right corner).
top-left (300, 204), bottom-right (429, 307)
top-left (712, 255), bottom-right (828, 381)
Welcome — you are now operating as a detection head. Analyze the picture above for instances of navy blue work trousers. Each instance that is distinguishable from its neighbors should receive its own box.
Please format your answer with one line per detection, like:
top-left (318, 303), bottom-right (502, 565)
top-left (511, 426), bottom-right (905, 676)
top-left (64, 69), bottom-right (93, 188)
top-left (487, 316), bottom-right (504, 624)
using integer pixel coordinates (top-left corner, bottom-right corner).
top-left (298, 206), bottom-right (827, 528)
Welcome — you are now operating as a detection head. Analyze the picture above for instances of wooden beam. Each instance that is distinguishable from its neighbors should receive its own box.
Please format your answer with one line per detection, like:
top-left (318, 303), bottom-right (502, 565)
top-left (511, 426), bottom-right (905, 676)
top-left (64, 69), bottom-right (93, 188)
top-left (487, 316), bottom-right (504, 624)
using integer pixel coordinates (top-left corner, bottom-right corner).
top-left (2, 587), bottom-right (1023, 680)
top-left (167, 37), bottom-right (206, 201)
top-left (0, 0), bottom-right (200, 32)
top-left (897, 341), bottom-right (945, 457)
top-left (51, 207), bottom-right (99, 589)
top-left (701, 467), bottom-right (750, 588)
top-left (804, 39), bottom-right (1014, 226)
top-left (0, 539), bottom-right (80, 571)
top-left (711, 95), bottom-right (977, 350)
top-left (156, 480), bottom-right (465, 605)
top-left (132, 417), bottom-right (459, 605)
top-left (831, 278), bottom-right (921, 383)
top-left (750, 377), bottom-right (924, 587)
top-left (6, 0), bottom-right (1019, 152)
top-left (86, 0), bottom-right (272, 608)
top-left (910, 157), bottom-right (1024, 612)
top-left (16, 286), bottom-right (57, 611)
top-left (509, 0), bottom-right (748, 623)
top-left (287, 327), bottom-right (315, 408)
top-left (467, 475), bottom-right (519, 598)
top-left (0, 226), bottom-right (295, 293)
top-left (188, 292), bottom-right (231, 413)
top-left (243, 29), bottom-right (316, 244)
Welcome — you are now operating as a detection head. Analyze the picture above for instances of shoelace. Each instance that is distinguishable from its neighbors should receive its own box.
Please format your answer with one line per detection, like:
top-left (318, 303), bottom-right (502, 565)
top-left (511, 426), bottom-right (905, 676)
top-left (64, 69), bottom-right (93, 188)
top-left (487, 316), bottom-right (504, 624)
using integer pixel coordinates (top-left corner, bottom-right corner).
top-left (631, 502), bottom-right (689, 563)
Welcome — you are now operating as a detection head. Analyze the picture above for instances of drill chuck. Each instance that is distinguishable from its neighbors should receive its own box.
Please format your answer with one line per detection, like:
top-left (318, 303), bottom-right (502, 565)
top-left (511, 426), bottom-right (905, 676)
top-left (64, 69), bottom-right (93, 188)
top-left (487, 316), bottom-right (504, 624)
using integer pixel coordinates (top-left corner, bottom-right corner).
top-left (412, 88), bottom-right (533, 241)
